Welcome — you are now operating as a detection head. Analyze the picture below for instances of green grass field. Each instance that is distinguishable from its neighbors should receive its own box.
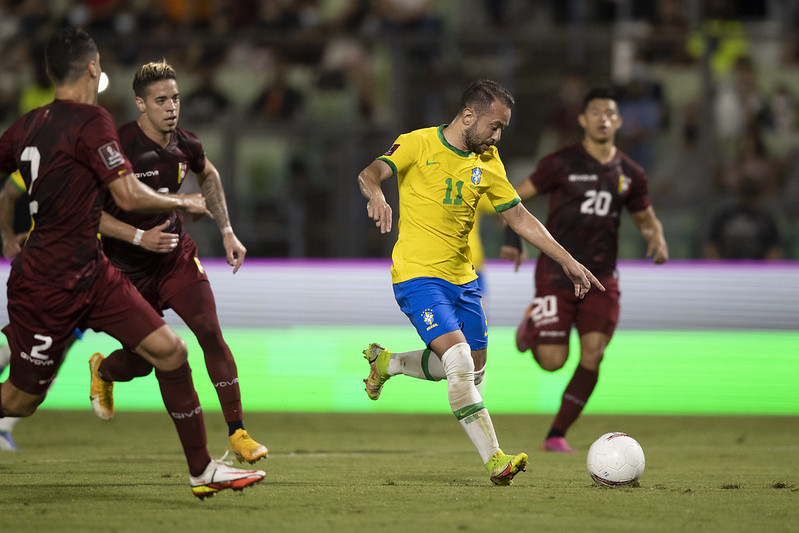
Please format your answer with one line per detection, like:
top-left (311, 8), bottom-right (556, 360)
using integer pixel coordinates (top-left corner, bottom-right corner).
top-left (0, 412), bottom-right (797, 533)
top-left (0, 326), bottom-right (797, 532)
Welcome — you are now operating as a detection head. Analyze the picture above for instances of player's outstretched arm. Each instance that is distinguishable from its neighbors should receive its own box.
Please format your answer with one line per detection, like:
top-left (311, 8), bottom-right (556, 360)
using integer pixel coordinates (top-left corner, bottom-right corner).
top-left (629, 206), bottom-right (668, 264)
top-left (358, 159), bottom-right (394, 234)
top-left (500, 203), bottom-right (605, 298)
top-left (99, 212), bottom-right (178, 253)
top-left (196, 159), bottom-right (246, 273)
top-left (108, 172), bottom-right (211, 218)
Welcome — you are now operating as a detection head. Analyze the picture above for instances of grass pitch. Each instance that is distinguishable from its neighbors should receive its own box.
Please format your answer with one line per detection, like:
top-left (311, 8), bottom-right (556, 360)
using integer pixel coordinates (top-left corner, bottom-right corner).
top-left (0, 411), bottom-right (796, 533)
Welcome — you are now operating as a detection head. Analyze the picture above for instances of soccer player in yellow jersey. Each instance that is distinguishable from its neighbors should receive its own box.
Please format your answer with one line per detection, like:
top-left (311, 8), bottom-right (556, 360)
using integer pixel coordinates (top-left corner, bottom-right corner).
top-left (357, 79), bottom-right (604, 485)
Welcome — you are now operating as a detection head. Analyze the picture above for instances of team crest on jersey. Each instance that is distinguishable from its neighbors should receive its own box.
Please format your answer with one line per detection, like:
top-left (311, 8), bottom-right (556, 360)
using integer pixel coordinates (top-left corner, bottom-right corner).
top-left (98, 141), bottom-right (125, 169)
top-left (178, 162), bottom-right (188, 184)
top-left (384, 143), bottom-right (400, 156)
top-left (471, 168), bottom-right (482, 185)
top-left (618, 174), bottom-right (632, 195)
top-left (421, 308), bottom-right (438, 331)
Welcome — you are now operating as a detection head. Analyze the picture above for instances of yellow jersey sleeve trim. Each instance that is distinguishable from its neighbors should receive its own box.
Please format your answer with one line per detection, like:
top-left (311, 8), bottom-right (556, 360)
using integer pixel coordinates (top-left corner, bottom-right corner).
top-left (377, 156), bottom-right (398, 177)
top-left (493, 196), bottom-right (521, 212)
top-left (9, 170), bottom-right (27, 193)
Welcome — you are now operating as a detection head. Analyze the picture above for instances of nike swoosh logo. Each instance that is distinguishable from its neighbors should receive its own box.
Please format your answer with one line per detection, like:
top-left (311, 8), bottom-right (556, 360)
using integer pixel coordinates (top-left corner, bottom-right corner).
top-left (426, 161), bottom-right (440, 165)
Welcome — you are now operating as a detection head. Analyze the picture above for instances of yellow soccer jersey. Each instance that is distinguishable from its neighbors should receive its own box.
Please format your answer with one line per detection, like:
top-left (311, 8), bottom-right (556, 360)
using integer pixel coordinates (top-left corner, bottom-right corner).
top-left (378, 125), bottom-right (520, 285)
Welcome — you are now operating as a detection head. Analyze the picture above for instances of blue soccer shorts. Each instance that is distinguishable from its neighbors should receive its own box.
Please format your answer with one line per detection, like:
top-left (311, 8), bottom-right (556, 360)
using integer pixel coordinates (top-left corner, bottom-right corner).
top-left (392, 276), bottom-right (488, 351)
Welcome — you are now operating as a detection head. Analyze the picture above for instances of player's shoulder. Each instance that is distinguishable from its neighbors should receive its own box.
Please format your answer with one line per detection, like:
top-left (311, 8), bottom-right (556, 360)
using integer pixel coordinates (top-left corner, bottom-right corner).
top-left (173, 126), bottom-right (201, 145)
top-left (615, 148), bottom-right (646, 176)
top-left (57, 100), bottom-right (113, 122)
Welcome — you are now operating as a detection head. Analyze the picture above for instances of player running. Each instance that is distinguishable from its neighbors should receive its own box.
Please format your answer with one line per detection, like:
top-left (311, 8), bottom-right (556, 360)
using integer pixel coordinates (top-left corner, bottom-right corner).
top-left (358, 79), bottom-right (603, 485)
top-left (0, 27), bottom-right (263, 497)
top-left (503, 88), bottom-right (668, 453)
top-left (87, 60), bottom-right (267, 465)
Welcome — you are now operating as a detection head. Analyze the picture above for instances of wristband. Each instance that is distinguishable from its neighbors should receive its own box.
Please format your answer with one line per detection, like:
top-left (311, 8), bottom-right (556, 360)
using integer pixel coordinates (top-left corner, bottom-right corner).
top-left (221, 225), bottom-right (233, 235)
top-left (132, 228), bottom-right (144, 246)
top-left (503, 225), bottom-right (523, 251)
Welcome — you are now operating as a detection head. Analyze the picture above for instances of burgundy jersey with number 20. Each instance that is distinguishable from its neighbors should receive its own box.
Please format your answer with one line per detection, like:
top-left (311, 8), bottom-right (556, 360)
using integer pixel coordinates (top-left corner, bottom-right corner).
top-left (529, 143), bottom-right (650, 290)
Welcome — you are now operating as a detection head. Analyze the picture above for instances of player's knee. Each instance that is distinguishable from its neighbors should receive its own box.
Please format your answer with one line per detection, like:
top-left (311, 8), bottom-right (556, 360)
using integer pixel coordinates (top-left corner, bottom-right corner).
top-left (532, 347), bottom-right (568, 372)
top-left (441, 342), bottom-right (474, 382)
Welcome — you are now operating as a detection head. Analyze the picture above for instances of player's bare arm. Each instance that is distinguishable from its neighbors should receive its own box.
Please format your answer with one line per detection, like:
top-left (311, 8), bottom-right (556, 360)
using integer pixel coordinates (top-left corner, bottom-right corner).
top-left (109, 172), bottom-right (211, 217)
top-left (358, 159), bottom-right (394, 234)
top-left (196, 158), bottom-right (246, 273)
top-left (500, 202), bottom-right (605, 298)
top-left (99, 212), bottom-right (178, 253)
top-left (499, 179), bottom-right (541, 270)
top-left (629, 207), bottom-right (669, 264)
top-left (0, 178), bottom-right (23, 258)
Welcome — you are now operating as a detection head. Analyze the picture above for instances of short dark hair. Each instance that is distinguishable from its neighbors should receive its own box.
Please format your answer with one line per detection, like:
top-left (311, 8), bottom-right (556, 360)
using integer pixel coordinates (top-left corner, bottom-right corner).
top-left (132, 60), bottom-right (177, 98)
top-left (45, 27), bottom-right (98, 86)
top-left (581, 88), bottom-right (617, 112)
top-left (458, 79), bottom-right (515, 117)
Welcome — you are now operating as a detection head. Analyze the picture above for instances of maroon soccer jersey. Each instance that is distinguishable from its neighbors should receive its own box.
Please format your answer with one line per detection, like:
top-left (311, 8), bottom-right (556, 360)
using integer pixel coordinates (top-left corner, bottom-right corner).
top-left (530, 143), bottom-right (650, 289)
top-left (103, 121), bottom-right (206, 278)
top-left (0, 100), bottom-right (132, 289)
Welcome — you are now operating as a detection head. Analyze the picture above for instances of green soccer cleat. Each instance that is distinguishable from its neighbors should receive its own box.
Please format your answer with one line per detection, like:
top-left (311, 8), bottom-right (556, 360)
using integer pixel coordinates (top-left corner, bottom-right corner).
top-left (486, 450), bottom-right (528, 486)
top-left (362, 343), bottom-right (391, 400)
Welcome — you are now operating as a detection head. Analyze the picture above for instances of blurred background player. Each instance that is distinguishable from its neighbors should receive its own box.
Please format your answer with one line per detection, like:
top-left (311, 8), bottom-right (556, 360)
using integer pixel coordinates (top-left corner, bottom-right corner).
top-left (0, 27), bottom-right (263, 497)
top-left (89, 60), bottom-right (267, 464)
top-left (357, 79), bottom-right (603, 484)
top-left (503, 88), bottom-right (668, 453)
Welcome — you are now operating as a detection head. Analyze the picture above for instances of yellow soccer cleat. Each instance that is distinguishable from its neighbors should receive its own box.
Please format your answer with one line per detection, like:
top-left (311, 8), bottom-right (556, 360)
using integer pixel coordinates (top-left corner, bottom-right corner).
top-left (486, 450), bottom-right (528, 486)
top-left (230, 428), bottom-right (268, 464)
top-left (362, 343), bottom-right (391, 400)
top-left (89, 353), bottom-right (114, 420)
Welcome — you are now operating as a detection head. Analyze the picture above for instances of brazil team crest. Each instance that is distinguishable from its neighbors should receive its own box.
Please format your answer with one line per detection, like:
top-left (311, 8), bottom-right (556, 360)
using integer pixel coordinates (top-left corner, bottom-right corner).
top-left (422, 308), bottom-right (438, 331)
top-left (471, 168), bottom-right (482, 185)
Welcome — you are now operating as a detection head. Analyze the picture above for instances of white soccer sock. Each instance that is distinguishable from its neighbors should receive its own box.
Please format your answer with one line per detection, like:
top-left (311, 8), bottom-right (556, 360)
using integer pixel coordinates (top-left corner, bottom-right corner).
top-left (441, 343), bottom-right (499, 463)
top-left (387, 348), bottom-right (446, 381)
top-left (0, 416), bottom-right (19, 432)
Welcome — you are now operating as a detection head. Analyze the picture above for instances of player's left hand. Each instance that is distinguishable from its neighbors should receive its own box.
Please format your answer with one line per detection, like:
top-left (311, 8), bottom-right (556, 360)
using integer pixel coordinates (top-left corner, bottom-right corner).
top-left (646, 236), bottom-right (669, 265)
top-left (223, 231), bottom-right (247, 274)
top-left (562, 260), bottom-right (605, 299)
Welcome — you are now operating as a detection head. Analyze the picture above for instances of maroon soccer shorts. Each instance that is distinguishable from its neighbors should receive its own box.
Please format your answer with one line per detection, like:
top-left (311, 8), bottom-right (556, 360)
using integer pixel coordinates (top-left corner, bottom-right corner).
top-left (4, 259), bottom-right (165, 394)
top-left (528, 275), bottom-right (620, 346)
top-left (128, 236), bottom-right (209, 314)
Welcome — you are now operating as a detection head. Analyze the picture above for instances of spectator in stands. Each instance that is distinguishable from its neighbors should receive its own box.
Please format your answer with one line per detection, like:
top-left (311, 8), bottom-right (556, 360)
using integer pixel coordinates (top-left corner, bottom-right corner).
top-left (182, 65), bottom-right (231, 124)
top-left (704, 177), bottom-right (783, 260)
top-left (249, 54), bottom-right (304, 121)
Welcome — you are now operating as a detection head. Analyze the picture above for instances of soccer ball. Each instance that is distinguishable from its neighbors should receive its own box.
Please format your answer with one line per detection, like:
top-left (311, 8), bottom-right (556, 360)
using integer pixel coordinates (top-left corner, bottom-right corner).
top-left (586, 432), bottom-right (645, 487)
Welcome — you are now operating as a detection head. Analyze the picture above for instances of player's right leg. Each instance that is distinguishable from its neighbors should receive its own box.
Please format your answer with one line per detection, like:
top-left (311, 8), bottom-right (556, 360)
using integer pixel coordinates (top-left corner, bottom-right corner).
top-left (89, 263), bottom-right (264, 495)
top-left (166, 278), bottom-right (268, 465)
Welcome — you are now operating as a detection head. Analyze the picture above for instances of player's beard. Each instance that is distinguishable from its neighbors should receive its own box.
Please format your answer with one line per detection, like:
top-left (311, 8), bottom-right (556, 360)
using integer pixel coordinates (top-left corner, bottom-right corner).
top-left (463, 123), bottom-right (491, 154)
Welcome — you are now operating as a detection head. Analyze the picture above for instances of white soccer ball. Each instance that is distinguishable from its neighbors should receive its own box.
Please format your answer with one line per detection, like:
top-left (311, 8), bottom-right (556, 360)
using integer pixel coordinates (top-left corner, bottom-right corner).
top-left (586, 432), bottom-right (645, 487)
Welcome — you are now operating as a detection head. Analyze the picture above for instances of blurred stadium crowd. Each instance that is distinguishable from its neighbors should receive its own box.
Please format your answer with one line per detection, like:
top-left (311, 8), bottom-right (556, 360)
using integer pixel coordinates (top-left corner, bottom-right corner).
top-left (1, 0), bottom-right (798, 259)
